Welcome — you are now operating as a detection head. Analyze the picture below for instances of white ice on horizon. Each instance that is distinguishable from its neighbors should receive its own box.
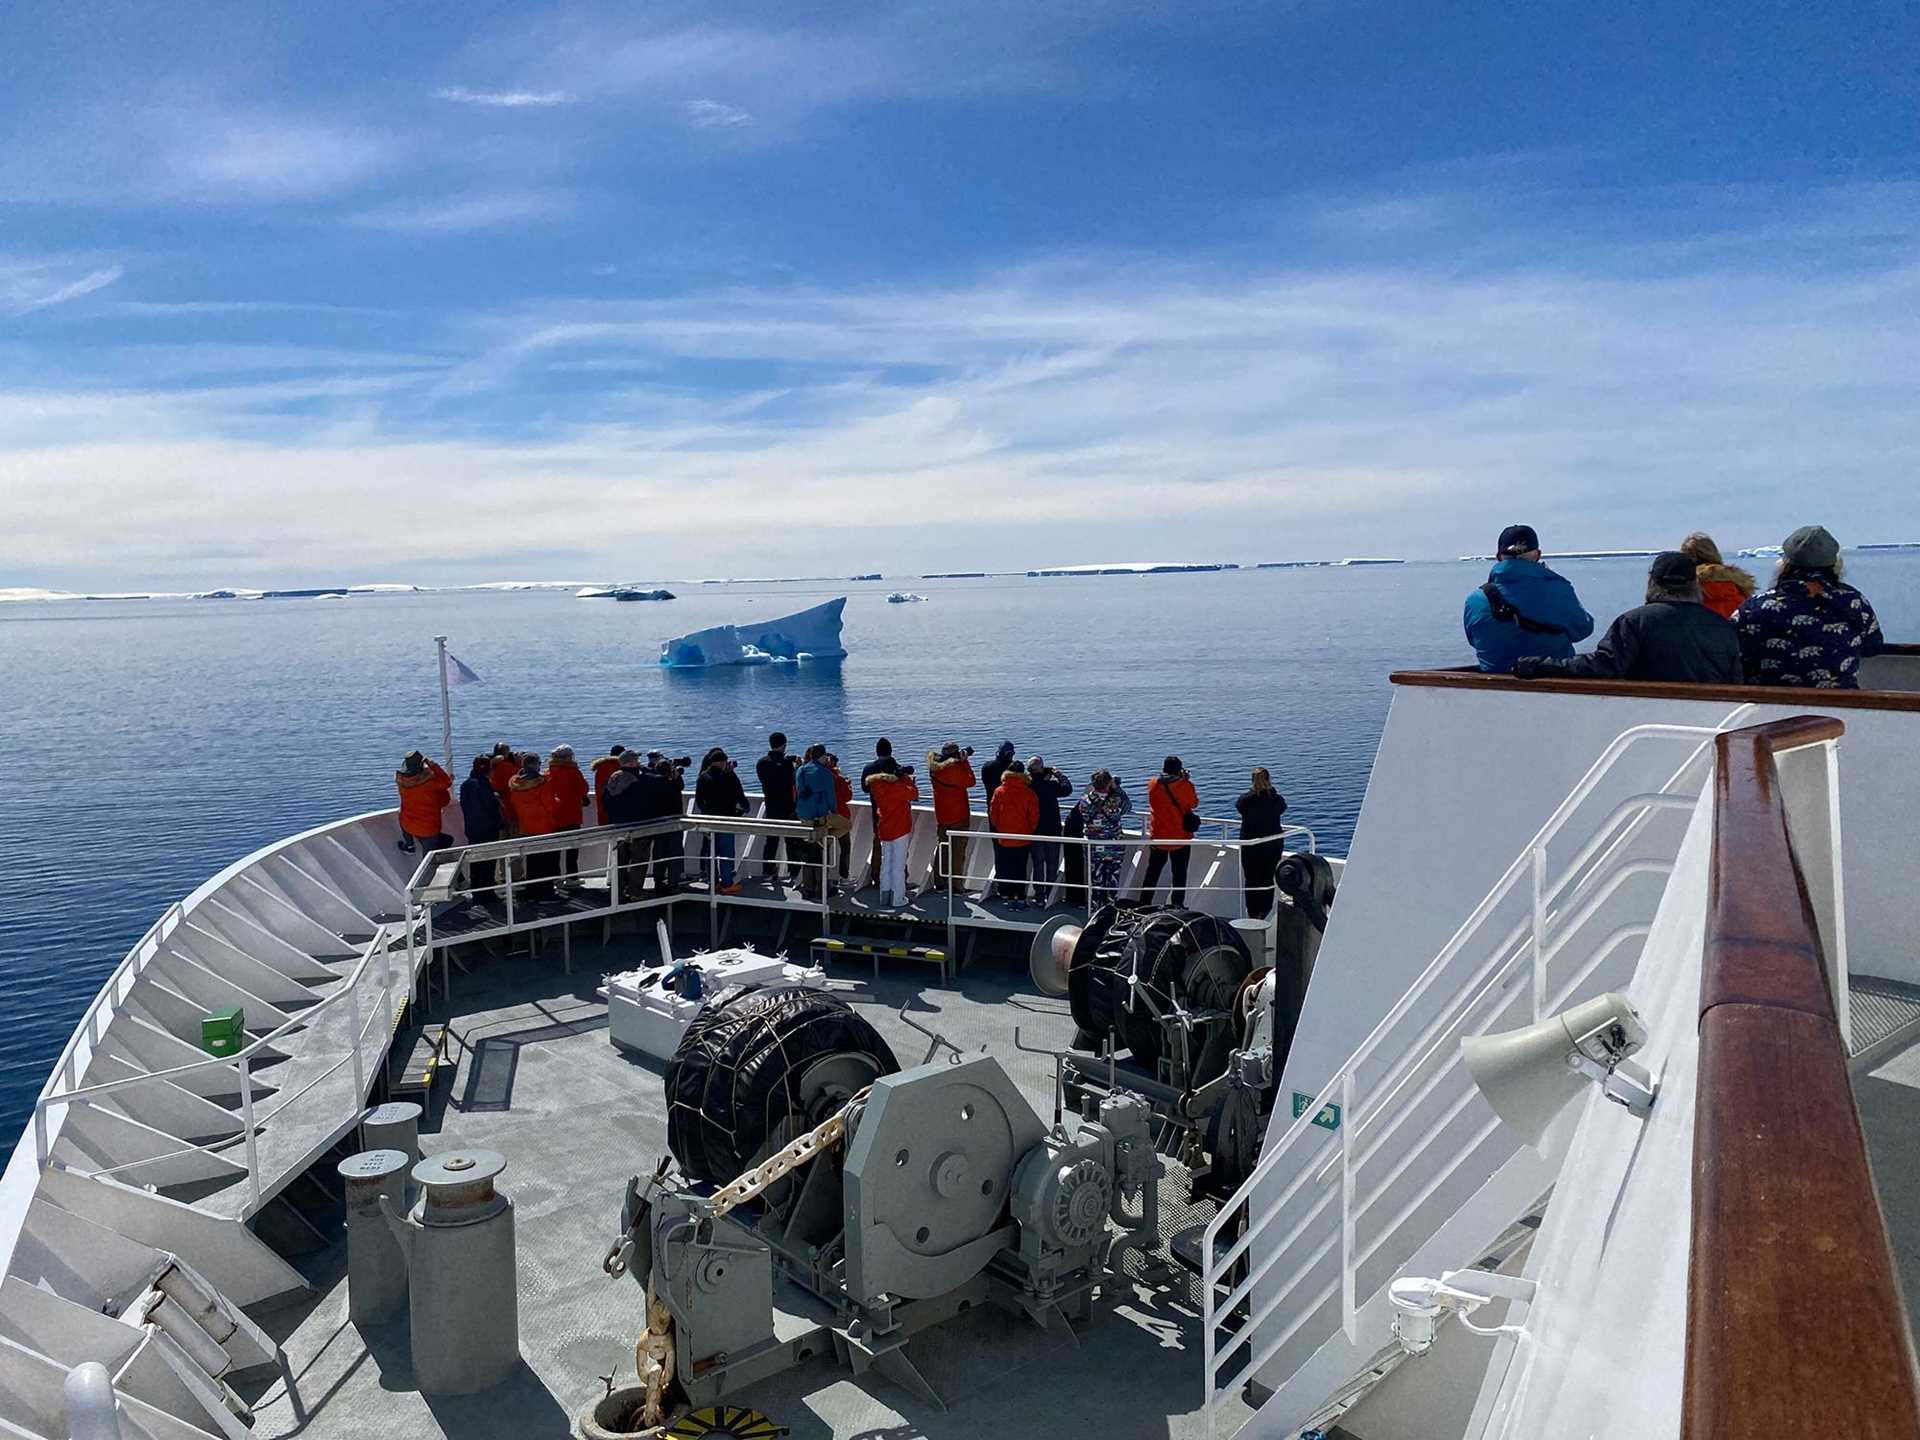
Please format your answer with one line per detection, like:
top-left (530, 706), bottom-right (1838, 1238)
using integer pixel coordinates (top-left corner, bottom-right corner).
top-left (660, 596), bottom-right (848, 668)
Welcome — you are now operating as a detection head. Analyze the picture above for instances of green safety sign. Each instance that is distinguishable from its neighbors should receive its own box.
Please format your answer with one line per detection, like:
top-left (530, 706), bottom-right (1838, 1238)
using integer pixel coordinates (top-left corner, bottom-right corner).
top-left (1291, 1092), bottom-right (1342, 1131)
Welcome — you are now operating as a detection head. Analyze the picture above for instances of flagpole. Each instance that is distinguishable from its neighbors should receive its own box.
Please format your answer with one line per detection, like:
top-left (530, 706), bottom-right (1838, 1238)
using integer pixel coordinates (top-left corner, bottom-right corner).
top-left (434, 635), bottom-right (454, 775)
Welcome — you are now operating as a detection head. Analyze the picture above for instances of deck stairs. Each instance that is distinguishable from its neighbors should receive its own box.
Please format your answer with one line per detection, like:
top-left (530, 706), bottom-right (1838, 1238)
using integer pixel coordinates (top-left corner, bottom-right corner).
top-left (1202, 713), bottom-right (1763, 1440)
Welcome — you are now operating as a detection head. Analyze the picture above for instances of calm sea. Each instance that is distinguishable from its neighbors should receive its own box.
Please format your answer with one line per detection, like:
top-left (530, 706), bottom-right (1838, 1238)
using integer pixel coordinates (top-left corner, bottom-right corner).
top-left (4, 554), bottom-right (1916, 1159)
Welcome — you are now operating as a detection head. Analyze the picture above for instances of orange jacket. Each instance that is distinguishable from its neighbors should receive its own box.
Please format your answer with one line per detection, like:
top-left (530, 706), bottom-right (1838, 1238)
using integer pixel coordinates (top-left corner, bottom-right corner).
top-left (1696, 564), bottom-right (1756, 621)
top-left (489, 756), bottom-right (518, 797)
top-left (832, 770), bottom-right (853, 818)
top-left (869, 771), bottom-right (920, 843)
top-left (395, 762), bottom-right (451, 839)
top-left (988, 769), bottom-right (1038, 844)
top-left (928, 752), bottom-right (977, 826)
top-left (1148, 774), bottom-right (1200, 851)
top-left (508, 773), bottom-right (557, 836)
top-left (548, 758), bottom-right (589, 828)
top-left (590, 755), bottom-right (623, 823)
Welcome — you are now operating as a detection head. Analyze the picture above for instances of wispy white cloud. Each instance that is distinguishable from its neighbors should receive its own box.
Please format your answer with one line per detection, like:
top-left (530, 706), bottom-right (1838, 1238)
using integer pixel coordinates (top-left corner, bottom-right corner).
top-left (434, 86), bottom-right (575, 109)
top-left (163, 108), bottom-right (398, 201)
top-left (1, 259), bottom-right (125, 316)
top-left (346, 189), bottom-right (576, 234)
top-left (683, 98), bottom-right (752, 129)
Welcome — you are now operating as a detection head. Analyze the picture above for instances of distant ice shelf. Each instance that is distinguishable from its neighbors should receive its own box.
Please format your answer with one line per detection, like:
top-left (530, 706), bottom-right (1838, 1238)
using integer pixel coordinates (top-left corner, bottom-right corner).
top-left (1026, 561), bottom-right (1238, 577)
top-left (659, 596), bottom-right (848, 668)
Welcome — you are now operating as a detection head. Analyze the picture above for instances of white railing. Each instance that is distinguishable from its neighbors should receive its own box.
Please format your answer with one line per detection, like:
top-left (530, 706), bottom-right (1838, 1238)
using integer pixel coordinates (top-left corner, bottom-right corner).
top-left (1201, 707), bottom-right (1753, 1439)
top-left (31, 923), bottom-right (408, 1216)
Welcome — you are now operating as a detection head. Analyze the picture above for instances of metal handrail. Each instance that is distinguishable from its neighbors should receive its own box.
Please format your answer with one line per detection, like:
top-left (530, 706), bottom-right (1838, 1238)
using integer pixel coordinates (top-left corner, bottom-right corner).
top-left (1201, 705), bottom-right (1755, 1439)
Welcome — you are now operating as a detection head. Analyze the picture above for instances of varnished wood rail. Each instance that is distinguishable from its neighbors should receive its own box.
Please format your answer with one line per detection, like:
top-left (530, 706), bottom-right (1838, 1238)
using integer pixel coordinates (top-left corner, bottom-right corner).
top-left (1685, 716), bottom-right (1920, 1437)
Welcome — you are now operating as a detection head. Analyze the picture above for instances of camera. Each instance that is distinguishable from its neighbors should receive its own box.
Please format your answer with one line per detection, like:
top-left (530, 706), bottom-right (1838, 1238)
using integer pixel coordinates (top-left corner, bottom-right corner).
top-left (670, 756), bottom-right (692, 770)
top-left (963, 745), bottom-right (975, 756)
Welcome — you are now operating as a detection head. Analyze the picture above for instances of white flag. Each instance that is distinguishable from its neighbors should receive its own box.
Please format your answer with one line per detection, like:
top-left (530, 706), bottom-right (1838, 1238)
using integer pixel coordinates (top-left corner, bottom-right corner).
top-left (443, 650), bottom-right (483, 688)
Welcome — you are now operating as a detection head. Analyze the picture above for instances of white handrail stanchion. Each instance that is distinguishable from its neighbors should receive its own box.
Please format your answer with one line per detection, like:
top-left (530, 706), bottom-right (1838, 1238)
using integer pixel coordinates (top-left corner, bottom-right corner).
top-left (239, 1054), bottom-right (260, 1213)
top-left (348, 969), bottom-right (365, 1104)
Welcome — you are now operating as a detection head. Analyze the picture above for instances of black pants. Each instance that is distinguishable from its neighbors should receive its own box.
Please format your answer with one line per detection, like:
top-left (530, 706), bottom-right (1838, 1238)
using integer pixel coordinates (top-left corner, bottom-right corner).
top-left (555, 821), bottom-right (581, 883)
top-left (651, 831), bottom-right (683, 890)
top-left (526, 849), bottom-right (560, 901)
top-left (994, 842), bottom-right (1030, 901)
top-left (468, 855), bottom-right (498, 902)
top-left (1139, 847), bottom-right (1191, 907)
top-left (1242, 839), bottom-right (1284, 919)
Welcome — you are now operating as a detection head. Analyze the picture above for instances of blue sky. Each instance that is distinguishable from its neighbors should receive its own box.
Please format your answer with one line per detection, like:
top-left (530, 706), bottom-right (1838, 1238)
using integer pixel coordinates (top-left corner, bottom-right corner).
top-left (1, 1), bottom-right (1916, 588)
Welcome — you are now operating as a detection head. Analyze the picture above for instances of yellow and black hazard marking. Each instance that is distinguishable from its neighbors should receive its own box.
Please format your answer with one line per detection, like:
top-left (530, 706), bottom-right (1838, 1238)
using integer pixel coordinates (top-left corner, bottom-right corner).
top-left (667, 1405), bottom-right (786, 1440)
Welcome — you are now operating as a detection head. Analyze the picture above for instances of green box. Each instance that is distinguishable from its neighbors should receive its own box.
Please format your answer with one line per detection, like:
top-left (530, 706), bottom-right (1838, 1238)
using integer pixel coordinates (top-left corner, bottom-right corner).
top-left (200, 1008), bottom-right (246, 1058)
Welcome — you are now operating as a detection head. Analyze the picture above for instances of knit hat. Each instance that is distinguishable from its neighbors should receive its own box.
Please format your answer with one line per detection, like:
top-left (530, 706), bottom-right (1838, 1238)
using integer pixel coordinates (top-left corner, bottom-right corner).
top-left (1782, 525), bottom-right (1840, 569)
top-left (401, 751), bottom-right (425, 776)
top-left (552, 744), bottom-right (574, 762)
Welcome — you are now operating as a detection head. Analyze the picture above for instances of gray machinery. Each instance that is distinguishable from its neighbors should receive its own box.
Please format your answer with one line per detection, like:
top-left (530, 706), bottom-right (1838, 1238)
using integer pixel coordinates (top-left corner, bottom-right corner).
top-left (602, 987), bottom-right (1160, 1415)
top-left (1032, 853), bottom-right (1337, 1200)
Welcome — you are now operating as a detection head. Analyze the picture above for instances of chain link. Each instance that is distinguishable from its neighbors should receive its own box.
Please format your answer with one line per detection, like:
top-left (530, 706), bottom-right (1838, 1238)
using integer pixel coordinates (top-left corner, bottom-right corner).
top-left (704, 1087), bottom-right (868, 1220)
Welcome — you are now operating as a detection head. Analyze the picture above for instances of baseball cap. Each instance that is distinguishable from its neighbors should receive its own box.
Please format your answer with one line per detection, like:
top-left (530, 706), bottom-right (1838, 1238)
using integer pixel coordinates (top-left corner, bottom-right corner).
top-left (1648, 551), bottom-right (1696, 589)
top-left (1497, 524), bottom-right (1540, 556)
top-left (1782, 525), bottom-right (1840, 569)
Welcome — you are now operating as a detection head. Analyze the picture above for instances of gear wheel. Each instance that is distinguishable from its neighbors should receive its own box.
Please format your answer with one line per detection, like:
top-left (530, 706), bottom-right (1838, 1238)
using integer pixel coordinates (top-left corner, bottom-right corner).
top-left (1039, 1157), bottom-right (1113, 1248)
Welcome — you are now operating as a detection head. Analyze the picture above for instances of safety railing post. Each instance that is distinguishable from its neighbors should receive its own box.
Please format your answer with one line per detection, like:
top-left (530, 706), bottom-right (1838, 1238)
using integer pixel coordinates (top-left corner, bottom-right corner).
top-left (946, 836), bottom-right (956, 961)
top-left (33, 1102), bottom-right (48, 1171)
top-left (349, 967), bottom-right (365, 1103)
top-left (708, 826), bottom-right (718, 949)
top-left (1339, 1067), bottom-right (1357, 1341)
top-left (1530, 844), bottom-right (1548, 1022)
top-left (239, 1055), bottom-right (261, 1213)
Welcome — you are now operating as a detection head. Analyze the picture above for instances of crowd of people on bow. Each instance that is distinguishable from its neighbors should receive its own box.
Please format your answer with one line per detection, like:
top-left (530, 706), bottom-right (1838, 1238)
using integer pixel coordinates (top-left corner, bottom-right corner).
top-left (1465, 523), bottom-right (1884, 685)
top-left (394, 733), bottom-right (1297, 917)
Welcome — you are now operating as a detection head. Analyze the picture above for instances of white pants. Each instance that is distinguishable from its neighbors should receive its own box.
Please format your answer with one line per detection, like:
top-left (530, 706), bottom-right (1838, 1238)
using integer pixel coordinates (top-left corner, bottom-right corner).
top-left (880, 835), bottom-right (909, 905)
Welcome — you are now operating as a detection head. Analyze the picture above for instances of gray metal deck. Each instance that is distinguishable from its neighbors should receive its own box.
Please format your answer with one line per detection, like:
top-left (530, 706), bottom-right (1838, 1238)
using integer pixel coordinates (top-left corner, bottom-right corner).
top-left (242, 928), bottom-right (1245, 1440)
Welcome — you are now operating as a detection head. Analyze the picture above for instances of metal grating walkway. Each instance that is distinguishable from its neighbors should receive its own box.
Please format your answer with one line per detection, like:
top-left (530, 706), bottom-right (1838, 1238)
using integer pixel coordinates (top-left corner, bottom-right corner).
top-left (1849, 975), bottom-right (1920, 1061)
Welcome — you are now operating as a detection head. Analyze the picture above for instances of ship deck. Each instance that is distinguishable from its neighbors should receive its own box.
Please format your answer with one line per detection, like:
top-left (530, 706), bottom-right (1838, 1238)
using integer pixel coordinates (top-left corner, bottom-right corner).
top-left (241, 920), bottom-right (1245, 1440)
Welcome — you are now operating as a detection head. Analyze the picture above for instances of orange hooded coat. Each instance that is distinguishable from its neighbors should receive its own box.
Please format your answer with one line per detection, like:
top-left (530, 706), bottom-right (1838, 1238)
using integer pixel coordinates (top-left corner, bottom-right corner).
top-left (548, 757), bottom-right (589, 828)
top-left (988, 768), bottom-right (1038, 844)
top-left (396, 761), bottom-right (452, 839)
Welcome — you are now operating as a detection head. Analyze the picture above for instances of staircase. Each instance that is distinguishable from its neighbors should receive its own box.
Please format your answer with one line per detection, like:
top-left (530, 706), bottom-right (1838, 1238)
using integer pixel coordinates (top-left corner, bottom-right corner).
top-left (1202, 710), bottom-right (1757, 1440)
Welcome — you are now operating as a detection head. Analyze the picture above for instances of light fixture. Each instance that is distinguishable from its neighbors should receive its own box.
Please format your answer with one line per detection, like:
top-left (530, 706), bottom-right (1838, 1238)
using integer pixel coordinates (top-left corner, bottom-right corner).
top-left (1461, 991), bottom-right (1656, 1150)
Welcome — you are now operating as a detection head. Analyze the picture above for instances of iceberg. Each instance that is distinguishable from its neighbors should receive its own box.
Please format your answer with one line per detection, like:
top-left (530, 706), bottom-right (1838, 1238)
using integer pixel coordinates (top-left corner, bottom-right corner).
top-left (659, 596), bottom-right (848, 668)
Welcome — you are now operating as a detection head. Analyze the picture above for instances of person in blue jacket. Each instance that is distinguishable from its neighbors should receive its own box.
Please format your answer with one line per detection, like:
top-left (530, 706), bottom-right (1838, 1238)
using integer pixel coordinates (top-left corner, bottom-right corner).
top-left (1463, 524), bottom-right (1595, 673)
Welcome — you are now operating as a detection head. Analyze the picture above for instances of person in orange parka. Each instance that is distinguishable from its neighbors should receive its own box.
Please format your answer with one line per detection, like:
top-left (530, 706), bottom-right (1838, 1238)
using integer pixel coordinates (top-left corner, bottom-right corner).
top-left (1678, 532), bottom-right (1757, 620)
top-left (868, 765), bottom-right (921, 909)
top-left (987, 763), bottom-right (1039, 908)
top-left (1137, 755), bottom-right (1201, 907)
top-left (395, 751), bottom-right (452, 854)
top-left (924, 742), bottom-right (977, 893)
top-left (547, 744), bottom-right (591, 885)
top-left (489, 742), bottom-right (521, 835)
top-left (590, 745), bottom-right (626, 825)
top-left (508, 753), bottom-right (560, 900)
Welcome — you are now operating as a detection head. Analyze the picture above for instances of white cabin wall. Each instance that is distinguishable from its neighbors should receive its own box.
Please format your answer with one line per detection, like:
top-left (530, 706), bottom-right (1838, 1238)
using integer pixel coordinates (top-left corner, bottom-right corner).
top-left (1278, 683), bottom-right (1920, 1120)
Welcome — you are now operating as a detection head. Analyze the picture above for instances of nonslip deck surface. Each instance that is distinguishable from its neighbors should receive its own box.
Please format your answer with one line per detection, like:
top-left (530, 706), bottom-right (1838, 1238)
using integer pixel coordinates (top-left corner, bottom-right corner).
top-left (245, 924), bottom-right (1246, 1440)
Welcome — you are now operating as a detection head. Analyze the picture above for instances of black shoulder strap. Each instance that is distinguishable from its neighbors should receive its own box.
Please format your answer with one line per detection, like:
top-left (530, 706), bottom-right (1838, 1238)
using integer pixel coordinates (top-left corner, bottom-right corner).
top-left (1481, 581), bottom-right (1569, 637)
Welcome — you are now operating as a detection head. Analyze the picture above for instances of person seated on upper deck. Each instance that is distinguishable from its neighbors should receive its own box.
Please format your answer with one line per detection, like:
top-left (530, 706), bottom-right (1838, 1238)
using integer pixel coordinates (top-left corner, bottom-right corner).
top-left (589, 744), bottom-right (626, 825)
top-left (1513, 552), bottom-right (1740, 684)
top-left (395, 751), bottom-right (452, 854)
top-left (507, 753), bottom-right (560, 900)
top-left (796, 743), bottom-right (851, 897)
top-left (693, 747), bottom-right (747, 894)
top-left (1678, 533), bottom-right (1756, 620)
top-left (459, 755), bottom-right (506, 904)
top-left (988, 761), bottom-right (1039, 910)
top-left (1734, 526), bottom-right (1884, 689)
top-left (924, 742), bottom-right (977, 894)
top-left (1463, 524), bottom-right (1595, 674)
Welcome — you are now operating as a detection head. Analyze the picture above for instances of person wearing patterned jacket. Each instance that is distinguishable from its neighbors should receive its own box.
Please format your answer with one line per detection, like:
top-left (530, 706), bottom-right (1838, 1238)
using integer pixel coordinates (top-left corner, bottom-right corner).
top-left (1734, 526), bottom-right (1883, 689)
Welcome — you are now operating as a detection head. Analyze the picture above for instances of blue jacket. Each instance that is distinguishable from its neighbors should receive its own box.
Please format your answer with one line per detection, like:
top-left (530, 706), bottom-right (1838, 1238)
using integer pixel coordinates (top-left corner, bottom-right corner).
top-left (1463, 558), bottom-right (1595, 673)
top-left (794, 759), bottom-right (837, 820)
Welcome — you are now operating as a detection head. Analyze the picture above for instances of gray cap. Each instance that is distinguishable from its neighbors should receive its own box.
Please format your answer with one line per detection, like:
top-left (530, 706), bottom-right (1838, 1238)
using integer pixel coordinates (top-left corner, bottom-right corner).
top-left (1782, 525), bottom-right (1840, 568)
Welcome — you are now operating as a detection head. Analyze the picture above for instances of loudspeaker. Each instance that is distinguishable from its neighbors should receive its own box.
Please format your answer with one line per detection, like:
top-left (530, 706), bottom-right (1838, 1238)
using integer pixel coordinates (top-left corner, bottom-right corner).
top-left (1461, 992), bottom-right (1644, 1151)
top-left (1028, 917), bottom-right (1081, 998)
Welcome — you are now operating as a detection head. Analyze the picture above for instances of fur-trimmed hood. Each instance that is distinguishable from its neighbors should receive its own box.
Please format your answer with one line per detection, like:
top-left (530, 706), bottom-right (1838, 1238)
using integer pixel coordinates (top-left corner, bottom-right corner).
top-left (1696, 561), bottom-right (1756, 594)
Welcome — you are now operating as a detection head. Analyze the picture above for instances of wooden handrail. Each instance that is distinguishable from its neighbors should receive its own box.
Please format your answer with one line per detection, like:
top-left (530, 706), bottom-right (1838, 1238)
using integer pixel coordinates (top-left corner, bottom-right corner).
top-left (1684, 717), bottom-right (1920, 1437)
top-left (1388, 665), bottom-right (1920, 713)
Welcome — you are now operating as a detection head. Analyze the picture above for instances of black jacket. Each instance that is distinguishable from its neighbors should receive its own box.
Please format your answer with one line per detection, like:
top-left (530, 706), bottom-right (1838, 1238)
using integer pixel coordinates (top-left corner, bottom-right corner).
top-left (756, 751), bottom-right (798, 817)
top-left (981, 753), bottom-right (1017, 796)
top-left (696, 764), bottom-right (748, 817)
top-left (1235, 788), bottom-right (1288, 841)
top-left (860, 755), bottom-right (900, 794)
top-left (459, 776), bottom-right (505, 843)
top-left (635, 767), bottom-right (684, 822)
top-left (1029, 769), bottom-right (1072, 836)
top-left (603, 769), bottom-right (647, 825)
top-left (1517, 600), bottom-right (1740, 684)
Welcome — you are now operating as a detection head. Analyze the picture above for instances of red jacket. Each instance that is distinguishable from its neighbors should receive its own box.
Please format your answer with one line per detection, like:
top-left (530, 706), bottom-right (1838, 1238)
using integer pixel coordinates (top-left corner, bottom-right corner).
top-left (1147, 774), bottom-right (1199, 851)
top-left (590, 755), bottom-right (623, 823)
top-left (489, 756), bottom-right (518, 797)
top-left (508, 773), bottom-right (557, 836)
top-left (928, 752), bottom-right (977, 826)
top-left (869, 771), bottom-right (920, 843)
top-left (832, 770), bottom-right (853, 818)
top-left (988, 769), bottom-right (1038, 845)
top-left (395, 762), bottom-right (451, 839)
top-left (548, 758), bottom-right (589, 828)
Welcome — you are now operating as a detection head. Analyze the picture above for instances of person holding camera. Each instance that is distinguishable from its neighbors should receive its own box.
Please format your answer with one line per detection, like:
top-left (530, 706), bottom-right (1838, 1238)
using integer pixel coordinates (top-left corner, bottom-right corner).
top-left (867, 761), bottom-right (920, 909)
top-left (1136, 755), bottom-right (1201, 907)
top-left (796, 743), bottom-right (851, 898)
top-left (859, 738), bottom-right (902, 888)
top-left (827, 753), bottom-right (855, 885)
top-left (1025, 756), bottom-right (1073, 904)
top-left (637, 752), bottom-right (689, 892)
top-left (756, 732), bottom-right (800, 882)
top-left (924, 741), bottom-right (977, 893)
top-left (694, 747), bottom-right (747, 893)
top-left (1074, 770), bottom-right (1133, 910)
top-left (988, 759), bottom-right (1039, 909)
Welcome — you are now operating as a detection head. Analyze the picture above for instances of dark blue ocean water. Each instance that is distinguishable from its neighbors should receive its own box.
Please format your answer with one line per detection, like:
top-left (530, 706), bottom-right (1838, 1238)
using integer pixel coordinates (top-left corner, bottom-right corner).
top-left (4, 554), bottom-right (1917, 1161)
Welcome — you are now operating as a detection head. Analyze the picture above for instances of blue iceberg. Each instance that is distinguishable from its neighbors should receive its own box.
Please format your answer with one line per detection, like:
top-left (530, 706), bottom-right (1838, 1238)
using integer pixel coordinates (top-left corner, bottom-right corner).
top-left (659, 596), bottom-right (848, 668)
